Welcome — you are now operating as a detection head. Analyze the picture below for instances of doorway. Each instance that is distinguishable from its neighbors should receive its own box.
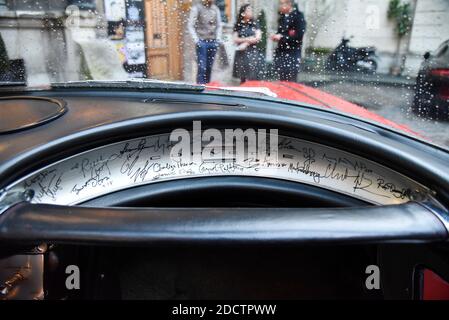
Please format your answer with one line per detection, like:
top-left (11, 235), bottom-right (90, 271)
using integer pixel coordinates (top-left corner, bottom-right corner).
top-left (144, 0), bottom-right (183, 80)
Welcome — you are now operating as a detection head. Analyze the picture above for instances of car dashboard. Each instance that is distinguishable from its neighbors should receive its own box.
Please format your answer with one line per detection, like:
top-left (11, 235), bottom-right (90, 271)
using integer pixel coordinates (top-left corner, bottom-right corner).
top-left (0, 90), bottom-right (449, 300)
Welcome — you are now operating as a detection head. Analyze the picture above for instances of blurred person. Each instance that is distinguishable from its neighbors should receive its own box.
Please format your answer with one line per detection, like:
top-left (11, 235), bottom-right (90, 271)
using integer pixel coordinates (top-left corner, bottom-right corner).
top-left (188, 0), bottom-right (223, 84)
top-left (109, 19), bottom-right (128, 65)
top-left (232, 4), bottom-right (264, 83)
top-left (271, 0), bottom-right (306, 81)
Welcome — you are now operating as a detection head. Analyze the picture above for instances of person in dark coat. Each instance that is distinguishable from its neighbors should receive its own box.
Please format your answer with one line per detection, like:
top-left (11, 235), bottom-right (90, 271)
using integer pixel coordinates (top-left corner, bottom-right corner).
top-left (232, 4), bottom-right (264, 83)
top-left (271, 0), bottom-right (306, 81)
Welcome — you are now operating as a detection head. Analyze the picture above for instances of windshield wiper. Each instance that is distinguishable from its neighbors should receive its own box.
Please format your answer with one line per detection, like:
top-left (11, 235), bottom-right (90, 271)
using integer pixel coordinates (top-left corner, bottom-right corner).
top-left (51, 79), bottom-right (205, 92)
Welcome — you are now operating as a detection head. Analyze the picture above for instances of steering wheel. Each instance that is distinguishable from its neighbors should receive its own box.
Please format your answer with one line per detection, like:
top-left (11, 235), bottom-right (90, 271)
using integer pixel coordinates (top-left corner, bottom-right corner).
top-left (0, 109), bottom-right (448, 246)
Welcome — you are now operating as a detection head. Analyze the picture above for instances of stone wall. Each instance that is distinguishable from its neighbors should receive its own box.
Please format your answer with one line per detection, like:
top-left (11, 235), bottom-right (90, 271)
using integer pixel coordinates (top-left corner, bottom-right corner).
top-left (0, 0), bottom-right (107, 85)
top-left (302, 0), bottom-right (449, 76)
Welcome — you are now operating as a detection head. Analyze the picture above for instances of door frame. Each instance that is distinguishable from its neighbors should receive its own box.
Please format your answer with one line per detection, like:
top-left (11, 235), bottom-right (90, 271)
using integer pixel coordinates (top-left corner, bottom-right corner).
top-left (143, 0), bottom-right (183, 80)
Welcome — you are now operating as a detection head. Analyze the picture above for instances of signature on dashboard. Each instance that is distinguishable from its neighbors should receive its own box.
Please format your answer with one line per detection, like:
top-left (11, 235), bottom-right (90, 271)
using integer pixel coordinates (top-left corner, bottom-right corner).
top-left (19, 134), bottom-right (426, 205)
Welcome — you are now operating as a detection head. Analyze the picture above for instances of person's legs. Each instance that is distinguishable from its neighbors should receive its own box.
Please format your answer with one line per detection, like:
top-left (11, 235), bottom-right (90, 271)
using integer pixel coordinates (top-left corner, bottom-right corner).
top-left (196, 40), bottom-right (208, 84)
top-left (274, 51), bottom-right (291, 81)
top-left (246, 49), bottom-right (262, 81)
top-left (287, 50), bottom-right (301, 82)
top-left (205, 40), bottom-right (218, 84)
top-left (280, 57), bottom-right (290, 81)
top-left (277, 50), bottom-right (301, 82)
top-left (273, 51), bottom-right (283, 80)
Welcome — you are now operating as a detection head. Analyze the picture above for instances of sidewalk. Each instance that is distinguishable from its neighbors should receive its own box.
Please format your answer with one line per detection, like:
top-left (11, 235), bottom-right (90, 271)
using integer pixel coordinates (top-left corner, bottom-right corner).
top-left (297, 71), bottom-right (416, 87)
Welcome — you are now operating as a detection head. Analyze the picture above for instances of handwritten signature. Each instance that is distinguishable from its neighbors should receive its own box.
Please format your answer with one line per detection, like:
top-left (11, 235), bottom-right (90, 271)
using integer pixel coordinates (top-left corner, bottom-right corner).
top-left (20, 135), bottom-right (422, 203)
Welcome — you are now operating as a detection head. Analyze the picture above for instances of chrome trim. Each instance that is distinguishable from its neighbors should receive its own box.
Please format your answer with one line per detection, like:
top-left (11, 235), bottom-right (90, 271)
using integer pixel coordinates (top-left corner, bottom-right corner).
top-left (3, 133), bottom-right (434, 207)
top-left (0, 253), bottom-right (44, 300)
top-left (0, 189), bottom-right (34, 215)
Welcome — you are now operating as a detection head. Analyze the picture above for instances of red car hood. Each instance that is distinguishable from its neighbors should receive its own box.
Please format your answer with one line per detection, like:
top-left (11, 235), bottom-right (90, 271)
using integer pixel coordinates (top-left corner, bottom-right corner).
top-left (208, 80), bottom-right (422, 138)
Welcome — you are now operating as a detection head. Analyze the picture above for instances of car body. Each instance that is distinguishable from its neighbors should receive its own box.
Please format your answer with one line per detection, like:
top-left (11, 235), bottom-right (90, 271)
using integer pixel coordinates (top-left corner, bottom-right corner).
top-left (414, 39), bottom-right (449, 119)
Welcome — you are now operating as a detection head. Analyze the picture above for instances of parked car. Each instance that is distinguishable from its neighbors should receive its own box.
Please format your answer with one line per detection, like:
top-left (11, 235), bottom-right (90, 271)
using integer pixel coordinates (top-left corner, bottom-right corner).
top-left (413, 39), bottom-right (449, 119)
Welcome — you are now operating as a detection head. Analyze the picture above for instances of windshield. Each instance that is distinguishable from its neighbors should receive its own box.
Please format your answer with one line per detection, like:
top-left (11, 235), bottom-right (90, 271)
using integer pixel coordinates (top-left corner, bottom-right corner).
top-left (0, 0), bottom-right (448, 150)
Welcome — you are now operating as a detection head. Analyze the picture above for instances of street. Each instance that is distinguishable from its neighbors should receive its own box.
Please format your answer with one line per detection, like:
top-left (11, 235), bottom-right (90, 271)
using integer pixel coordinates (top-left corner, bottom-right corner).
top-left (316, 81), bottom-right (449, 149)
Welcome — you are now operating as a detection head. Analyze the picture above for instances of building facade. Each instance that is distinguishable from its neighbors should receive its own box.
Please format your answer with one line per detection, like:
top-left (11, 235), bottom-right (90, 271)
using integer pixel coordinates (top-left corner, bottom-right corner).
top-left (302, 0), bottom-right (449, 75)
top-left (0, 0), bottom-right (446, 85)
